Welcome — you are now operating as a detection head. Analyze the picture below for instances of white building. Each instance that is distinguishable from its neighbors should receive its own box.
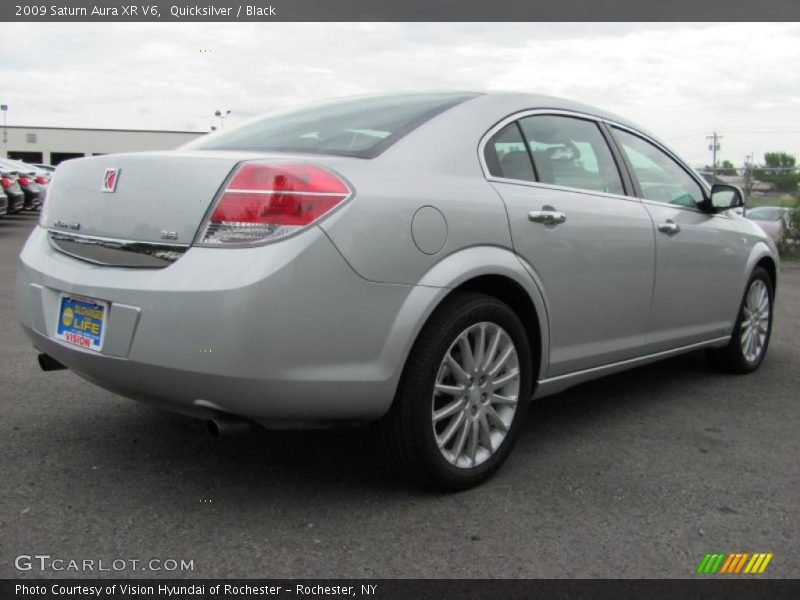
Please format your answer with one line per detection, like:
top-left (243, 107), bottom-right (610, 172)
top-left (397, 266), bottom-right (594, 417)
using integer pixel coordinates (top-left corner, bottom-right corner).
top-left (1, 125), bottom-right (206, 165)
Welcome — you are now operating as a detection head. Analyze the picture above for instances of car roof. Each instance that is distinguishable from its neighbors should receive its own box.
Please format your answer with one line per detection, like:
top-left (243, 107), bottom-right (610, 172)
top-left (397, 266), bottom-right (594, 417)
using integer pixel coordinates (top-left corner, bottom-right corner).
top-left (0, 158), bottom-right (40, 172)
top-left (339, 90), bottom-right (691, 178)
top-left (381, 91), bottom-right (668, 161)
top-left (465, 90), bottom-right (653, 136)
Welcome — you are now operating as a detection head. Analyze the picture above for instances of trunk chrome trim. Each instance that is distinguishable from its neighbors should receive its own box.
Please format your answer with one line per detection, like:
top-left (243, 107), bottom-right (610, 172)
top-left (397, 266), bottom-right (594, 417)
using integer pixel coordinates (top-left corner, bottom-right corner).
top-left (48, 231), bottom-right (189, 268)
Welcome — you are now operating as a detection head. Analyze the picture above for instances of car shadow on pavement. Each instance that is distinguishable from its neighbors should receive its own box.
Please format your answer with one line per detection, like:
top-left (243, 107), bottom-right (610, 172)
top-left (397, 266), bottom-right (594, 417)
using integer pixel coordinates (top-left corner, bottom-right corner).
top-left (525, 349), bottom-right (712, 437)
top-left (34, 348), bottom-right (718, 499)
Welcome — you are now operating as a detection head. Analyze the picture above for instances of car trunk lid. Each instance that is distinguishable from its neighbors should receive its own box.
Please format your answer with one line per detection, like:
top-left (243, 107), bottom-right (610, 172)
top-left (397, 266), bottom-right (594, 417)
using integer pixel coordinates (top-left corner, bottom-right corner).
top-left (42, 152), bottom-right (242, 246)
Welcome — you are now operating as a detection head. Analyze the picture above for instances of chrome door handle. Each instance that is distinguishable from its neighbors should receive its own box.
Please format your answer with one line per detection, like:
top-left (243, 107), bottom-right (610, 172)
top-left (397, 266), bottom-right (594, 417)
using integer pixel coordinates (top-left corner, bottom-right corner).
top-left (528, 210), bottom-right (567, 225)
top-left (657, 220), bottom-right (681, 235)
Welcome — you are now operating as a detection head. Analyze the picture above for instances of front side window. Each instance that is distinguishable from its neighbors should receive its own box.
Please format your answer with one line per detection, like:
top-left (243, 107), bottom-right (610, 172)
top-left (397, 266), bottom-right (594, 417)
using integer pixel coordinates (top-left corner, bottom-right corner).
top-left (518, 115), bottom-right (625, 195)
top-left (612, 128), bottom-right (705, 208)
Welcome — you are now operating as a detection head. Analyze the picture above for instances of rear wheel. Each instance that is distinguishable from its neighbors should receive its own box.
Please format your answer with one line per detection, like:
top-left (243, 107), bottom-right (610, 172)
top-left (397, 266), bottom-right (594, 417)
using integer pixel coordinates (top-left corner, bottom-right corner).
top-left (379, 292), bottom-right (533, 490)
top-left (707, 267), bottom-right (773, 374)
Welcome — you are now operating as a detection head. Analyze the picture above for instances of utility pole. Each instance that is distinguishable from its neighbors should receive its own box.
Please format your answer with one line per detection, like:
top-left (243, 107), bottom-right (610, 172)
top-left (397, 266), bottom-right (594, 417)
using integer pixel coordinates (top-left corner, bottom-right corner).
top-left (1, 104), bottom-right (7, 158)
top-left (707, 132), bottom-right (722, 172)
top-left (743, 153), bottom-right (754, 200)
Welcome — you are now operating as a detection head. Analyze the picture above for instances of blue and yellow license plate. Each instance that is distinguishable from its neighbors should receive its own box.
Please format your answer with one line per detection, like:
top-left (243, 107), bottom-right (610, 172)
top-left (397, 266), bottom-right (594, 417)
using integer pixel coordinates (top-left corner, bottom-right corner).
top-left (56, 294), bottom-right (108, 352)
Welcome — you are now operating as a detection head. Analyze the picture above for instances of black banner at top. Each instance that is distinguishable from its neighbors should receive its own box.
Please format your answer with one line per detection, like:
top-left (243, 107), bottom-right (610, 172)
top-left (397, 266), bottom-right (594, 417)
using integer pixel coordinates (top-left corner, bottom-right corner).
top-left (3, 0), bottom-right (800, 21)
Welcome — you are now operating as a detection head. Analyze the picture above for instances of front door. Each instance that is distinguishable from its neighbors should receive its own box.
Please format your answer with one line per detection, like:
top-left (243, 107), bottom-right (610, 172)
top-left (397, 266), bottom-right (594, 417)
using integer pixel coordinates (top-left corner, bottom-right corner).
top-left (610, 126), bottom-right (749, 352)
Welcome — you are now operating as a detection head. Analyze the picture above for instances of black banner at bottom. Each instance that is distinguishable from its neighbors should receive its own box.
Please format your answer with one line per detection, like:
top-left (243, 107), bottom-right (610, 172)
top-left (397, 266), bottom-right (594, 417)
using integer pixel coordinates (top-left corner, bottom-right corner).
top-left (3, 579), bottom-right (800, 600)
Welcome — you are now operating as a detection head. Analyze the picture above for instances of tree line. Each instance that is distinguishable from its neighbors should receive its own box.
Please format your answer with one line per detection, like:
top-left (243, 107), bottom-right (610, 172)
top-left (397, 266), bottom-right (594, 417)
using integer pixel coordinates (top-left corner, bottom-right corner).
top-left (707, 152), bottom-right (798, 193)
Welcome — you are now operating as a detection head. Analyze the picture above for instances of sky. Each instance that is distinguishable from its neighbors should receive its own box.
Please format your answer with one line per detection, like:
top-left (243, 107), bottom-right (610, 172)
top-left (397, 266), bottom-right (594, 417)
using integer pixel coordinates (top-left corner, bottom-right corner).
top-left (1, 22), bottom-right (799, 168)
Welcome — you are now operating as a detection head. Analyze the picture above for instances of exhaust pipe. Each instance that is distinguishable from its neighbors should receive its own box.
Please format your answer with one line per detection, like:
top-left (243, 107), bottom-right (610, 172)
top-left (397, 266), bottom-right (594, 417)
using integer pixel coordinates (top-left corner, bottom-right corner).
top-left (206, 415), bottom-right (254, 441)
top-left (38, 353), bottom-right (67, 372)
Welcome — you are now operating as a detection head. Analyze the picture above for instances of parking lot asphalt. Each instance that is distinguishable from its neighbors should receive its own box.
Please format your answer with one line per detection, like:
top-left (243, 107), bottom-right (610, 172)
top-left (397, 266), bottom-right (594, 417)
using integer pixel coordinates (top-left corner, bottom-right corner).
top-left (1, 212), bottom-right (798, 579)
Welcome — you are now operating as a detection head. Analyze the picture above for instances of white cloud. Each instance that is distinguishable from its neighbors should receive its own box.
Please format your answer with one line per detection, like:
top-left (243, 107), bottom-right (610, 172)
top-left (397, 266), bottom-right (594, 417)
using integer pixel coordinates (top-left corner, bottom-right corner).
top-left (1, 22), bottom-right (798, 166)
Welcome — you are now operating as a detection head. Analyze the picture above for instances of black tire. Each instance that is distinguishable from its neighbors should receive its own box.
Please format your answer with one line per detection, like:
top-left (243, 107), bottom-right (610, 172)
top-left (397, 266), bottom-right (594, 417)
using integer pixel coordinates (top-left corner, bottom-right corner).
top-left (377, 292), bottom-right (533, 491)
top-left (707, 266), bottom-right (774, 374)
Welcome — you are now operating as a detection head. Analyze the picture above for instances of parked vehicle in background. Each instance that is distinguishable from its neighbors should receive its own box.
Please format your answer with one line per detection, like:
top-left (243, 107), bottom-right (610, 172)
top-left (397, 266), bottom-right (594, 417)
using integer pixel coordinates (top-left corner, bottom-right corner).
top-left (17, 92), bottom-right (779, 489)
top-left (746, 206), bottom-right (792, 244)
top-left (0, 158), bottom-right (48, 210)
top-left (31, 164), bottom-right (56, 173)
top-left (1, 172), bottom-right (26, 214)
top-left (0, 186), bottom-right (8, 216)
top-left (25, 162), bottom-right (52, 204)
top-left (14, 172), bottom-right (42, 210)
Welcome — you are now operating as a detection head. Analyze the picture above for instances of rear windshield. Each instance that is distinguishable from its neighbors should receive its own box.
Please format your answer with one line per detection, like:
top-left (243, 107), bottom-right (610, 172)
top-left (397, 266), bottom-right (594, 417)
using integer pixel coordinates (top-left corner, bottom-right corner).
top-left (186, 93), bottom-right (480, 158)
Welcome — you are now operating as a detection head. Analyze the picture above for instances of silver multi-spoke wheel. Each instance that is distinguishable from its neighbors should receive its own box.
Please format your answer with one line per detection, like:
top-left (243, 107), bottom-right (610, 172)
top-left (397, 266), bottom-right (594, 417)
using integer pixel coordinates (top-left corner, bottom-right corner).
top-left (382, 293), bottom-right (531, 489)
top-left (740, 279), bottom-right (770, 363)
top-left (707, 268), bottom-right (773, 375)
top-left (432, 322), bottom-right (520, 468)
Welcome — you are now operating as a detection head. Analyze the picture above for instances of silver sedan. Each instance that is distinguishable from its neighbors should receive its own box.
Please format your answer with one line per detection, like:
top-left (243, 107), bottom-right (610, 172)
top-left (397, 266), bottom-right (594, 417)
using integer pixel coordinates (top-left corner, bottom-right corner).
top-left (17, 92), bottom-right (778, 489)
top-left (746, 206), bottom-right (792, 244)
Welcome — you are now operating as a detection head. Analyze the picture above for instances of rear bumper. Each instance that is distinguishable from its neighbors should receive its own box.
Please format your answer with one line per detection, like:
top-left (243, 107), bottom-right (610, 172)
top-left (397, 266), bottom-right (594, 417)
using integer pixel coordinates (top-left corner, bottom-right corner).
top-left (5, 190), bottom-right (24, 212)
top-left (21, 187), bottom-right (41, 209)
top-left (21, 324), bottom-right (393, 425)
top-left (17, 226), bottom-right (438, 425)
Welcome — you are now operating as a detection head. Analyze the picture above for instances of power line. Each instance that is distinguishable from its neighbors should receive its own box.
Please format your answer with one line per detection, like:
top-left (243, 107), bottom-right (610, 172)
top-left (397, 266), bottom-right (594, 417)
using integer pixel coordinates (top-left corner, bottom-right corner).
top-left (665, 129), bottom-right (800, 141)
top-left (664, 131), bottom-right (709, 141)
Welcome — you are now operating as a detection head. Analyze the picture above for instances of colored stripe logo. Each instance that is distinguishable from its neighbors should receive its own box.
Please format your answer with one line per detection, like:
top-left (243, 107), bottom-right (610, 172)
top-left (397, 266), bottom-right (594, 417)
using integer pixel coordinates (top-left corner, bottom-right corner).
top-left (697, 552), bottom-right (773, 574)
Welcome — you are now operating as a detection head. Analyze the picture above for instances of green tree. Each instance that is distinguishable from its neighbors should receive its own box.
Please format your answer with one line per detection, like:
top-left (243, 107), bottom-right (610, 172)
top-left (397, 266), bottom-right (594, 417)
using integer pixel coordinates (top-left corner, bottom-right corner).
top-left (780, 204), bottom-right (800, 257)
top-left (704, 159), bottom-right (737, 177)
top-left (719, 159), bottom-right (737, 176)
top-left (754, 152), bottom-right (800, 193)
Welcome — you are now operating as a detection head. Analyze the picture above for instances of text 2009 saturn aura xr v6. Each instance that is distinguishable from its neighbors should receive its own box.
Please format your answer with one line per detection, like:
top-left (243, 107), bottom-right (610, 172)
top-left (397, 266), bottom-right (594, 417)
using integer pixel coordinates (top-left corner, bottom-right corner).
top-left (17, 92), bottom-right (778, 489)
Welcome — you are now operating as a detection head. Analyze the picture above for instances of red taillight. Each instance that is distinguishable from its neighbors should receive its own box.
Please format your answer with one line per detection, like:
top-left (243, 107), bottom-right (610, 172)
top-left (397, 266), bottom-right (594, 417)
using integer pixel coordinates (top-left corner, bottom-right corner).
top-left (1, 177), bottom-right (11, 189)
top-left (35, 176), bottom-right (48, 184)
top-left (227, 163), bottom-right (348, 194)
top-left (198, 163), bottom-right (351, 245)
top-left (18, 176), bottom-right (31, 186)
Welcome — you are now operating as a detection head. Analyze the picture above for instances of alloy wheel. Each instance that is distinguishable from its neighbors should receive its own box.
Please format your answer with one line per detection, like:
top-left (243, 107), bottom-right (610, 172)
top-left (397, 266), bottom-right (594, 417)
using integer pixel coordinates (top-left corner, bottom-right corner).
top-left (740, 279), bottom-right (770, 363)
top-left (431, 322), bottom-right (520, 468)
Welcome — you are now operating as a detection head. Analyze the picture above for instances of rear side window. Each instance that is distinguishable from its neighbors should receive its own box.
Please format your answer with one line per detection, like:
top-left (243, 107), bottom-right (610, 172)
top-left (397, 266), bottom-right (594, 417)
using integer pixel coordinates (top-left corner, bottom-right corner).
top-left (485, 123), bottom-right (535, 182)
top-left (186, 93), bottom-right (480, 159)
top-left (519, 115), bottom-right (625, 195)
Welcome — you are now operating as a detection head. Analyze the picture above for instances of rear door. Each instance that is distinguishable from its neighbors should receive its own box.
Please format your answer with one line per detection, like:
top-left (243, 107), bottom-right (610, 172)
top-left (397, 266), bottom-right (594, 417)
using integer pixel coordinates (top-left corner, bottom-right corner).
top-left (485, 113), bottom-right (656, 377)
top-left (608, 126), bottom-right (748, 352)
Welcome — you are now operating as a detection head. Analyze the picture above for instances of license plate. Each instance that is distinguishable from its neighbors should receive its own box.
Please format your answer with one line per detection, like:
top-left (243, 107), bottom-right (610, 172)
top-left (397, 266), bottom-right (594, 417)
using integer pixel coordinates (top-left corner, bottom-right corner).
top-left (56, 294), bottom-right (108, 352)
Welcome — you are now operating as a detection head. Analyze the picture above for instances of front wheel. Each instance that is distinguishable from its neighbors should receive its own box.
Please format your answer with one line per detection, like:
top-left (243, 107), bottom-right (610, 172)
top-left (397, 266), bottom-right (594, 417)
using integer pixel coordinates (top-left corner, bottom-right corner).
top-left (707, 266), bottom-right (774, 374)
top-left (378, 292), bottom-right (533, 491)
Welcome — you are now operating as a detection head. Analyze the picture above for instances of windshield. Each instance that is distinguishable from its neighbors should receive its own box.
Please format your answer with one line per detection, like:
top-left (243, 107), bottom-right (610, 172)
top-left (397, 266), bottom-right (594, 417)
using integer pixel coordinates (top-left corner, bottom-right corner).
top-left (185, 92), bottom-right (480, 158)
top-left (747, 207), bottom-right (786, 221)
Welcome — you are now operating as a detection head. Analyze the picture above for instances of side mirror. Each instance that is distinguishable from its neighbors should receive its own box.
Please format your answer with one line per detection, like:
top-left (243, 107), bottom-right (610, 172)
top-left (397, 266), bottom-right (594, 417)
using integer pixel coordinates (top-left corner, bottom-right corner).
top-left (708, 184), bottom-right (745, 213)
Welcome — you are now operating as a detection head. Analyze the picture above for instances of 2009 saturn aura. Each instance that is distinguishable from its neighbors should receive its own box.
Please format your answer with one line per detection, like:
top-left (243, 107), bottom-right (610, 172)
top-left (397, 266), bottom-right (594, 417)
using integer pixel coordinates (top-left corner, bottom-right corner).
top-left (17, 92), bottom-right (778, 489)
